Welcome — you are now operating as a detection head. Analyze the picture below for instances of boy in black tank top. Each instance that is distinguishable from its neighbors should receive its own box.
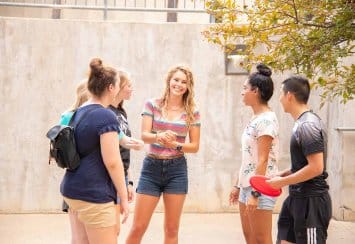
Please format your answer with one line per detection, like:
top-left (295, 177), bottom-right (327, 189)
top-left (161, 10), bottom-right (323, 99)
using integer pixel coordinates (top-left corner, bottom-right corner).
top-left (267, 76), bottom-right (332, 244)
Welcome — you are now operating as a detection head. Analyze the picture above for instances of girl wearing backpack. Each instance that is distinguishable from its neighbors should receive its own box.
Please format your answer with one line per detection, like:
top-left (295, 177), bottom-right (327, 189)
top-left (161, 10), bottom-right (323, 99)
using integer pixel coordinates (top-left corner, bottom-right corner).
top-left (60, 58), bottom-right (128, 244)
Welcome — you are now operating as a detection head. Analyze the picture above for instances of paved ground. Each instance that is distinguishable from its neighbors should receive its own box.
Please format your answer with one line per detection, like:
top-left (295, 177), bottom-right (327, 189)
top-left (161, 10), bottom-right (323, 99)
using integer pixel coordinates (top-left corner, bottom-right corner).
top-left (0, 213), bottom-right (354, 243)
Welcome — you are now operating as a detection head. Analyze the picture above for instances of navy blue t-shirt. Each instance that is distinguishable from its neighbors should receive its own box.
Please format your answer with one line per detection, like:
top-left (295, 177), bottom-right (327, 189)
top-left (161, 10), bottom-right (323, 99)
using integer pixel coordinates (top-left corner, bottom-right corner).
top-left (289, 111), bottom-right (329, 197)
top-left (60, 104), bottom-right (120, 203)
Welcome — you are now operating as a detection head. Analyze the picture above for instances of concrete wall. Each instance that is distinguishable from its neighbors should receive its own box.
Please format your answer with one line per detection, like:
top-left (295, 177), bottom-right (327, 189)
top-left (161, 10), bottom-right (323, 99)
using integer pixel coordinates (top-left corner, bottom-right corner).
top-left (0, 17), bottom-right (354, 220)
top-left (327, 98), bottom-right (355, 220)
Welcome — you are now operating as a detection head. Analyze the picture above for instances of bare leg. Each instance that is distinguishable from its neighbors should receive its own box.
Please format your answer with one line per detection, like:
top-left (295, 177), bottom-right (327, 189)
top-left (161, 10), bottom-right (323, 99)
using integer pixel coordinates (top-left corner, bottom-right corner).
top-left (85, 225), bottom-right (117, 244)
top-left (125, 193), bottom-right (160, 244)
top-left (247, 208), bottom-right (273, 244)
top-left (239, 202), bottom-right (257, 244)
top-left (162, 193), bottom-right (186, 244)
top-left (68, 209), bottom-right (89, 244)
top-left (280, 241), bottom-right (295, 244)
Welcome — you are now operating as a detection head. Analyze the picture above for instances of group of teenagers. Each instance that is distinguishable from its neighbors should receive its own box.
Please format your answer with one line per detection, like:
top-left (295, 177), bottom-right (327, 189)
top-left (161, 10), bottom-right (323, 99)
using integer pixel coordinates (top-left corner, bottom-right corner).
top-left (58, 58), bottom-right (332, 244)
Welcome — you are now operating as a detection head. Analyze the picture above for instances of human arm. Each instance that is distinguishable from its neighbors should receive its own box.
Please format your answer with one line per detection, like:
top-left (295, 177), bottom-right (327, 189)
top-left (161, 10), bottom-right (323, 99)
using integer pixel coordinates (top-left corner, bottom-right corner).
top-left (267, 152), bottom-right (324, 189)
top-left (229, 186), bottom-right (240, 205)
top-left (119, 133), bottom-right (144, 150)
top-left (141, 115), bottom-right (177, 145)
top-left (268, 121), bottom-right (325, 189)
top-left (255, 135), bottom-right (273, 175)
top-left (167, 125), bottom-right (200, 153)
top-left (100, 131), bottom-right (129, 224)
top-left (161, 125), bottom-right (200, 153)
top-left (126, 169), bottom-right (134, 203)
top-left (273, 168), bottom-right (292, 178)
top-left (230, 171), bottom-right (240, 205)
top-left (246, 135), bottom-right (274, 210)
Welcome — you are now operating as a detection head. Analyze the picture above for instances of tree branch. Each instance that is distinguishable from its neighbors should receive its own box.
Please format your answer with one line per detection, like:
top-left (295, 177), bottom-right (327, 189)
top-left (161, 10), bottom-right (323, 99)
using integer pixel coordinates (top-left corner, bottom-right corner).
top-left (300, 22), bottom-right (336, 28)
top-left (252, 23), bottom-right (293, 32)
top-left (291, 0), bottom-right (299, 23)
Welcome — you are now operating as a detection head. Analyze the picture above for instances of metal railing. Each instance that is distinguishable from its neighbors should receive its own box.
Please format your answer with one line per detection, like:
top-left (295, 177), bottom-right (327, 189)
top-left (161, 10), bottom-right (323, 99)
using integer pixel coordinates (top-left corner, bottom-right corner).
top-left (0, 0), bottom-right (208, 12)
top-left (0, 0), bottom-right (251, 21)
top-left (335, 127), bottom-right (355, 132)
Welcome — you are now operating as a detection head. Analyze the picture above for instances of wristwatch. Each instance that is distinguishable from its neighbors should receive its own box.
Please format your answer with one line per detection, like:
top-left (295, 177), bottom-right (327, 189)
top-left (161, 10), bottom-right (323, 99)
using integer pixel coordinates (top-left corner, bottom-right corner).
top-left (176, 144), bottom-right (183, 151)
top-left (251, 190), bottom-right (261, 198)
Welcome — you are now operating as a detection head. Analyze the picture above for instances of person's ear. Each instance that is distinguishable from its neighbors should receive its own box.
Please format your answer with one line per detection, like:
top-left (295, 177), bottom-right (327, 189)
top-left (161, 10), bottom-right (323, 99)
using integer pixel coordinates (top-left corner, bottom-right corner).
top-left (108, 83), bottom-right (114, 91)
top-left (286, 91), bottom-right (293, 101)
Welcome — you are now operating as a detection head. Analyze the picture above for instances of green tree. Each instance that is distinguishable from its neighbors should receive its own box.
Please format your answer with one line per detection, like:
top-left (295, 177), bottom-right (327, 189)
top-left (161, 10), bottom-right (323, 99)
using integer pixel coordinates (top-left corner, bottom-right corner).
top-left (204, 0), bottom-right (355, 104)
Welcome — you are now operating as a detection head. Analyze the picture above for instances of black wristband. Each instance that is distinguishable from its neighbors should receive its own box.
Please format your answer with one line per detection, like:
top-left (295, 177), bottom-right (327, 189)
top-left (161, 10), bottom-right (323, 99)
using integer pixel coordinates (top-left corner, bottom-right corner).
top-left (251, 190), bottom-right (261, 198)
top-left (128, 181), bottom-right (133, 186)
top-left (176, 145), bottom-right (183, 151)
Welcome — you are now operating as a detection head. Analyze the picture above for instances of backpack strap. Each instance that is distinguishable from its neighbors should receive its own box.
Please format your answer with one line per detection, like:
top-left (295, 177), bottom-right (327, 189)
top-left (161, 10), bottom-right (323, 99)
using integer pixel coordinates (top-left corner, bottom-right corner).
top-left (69, 106), bottom-right (99, 128)
top-left (69, 106), bottom-right (101, 158)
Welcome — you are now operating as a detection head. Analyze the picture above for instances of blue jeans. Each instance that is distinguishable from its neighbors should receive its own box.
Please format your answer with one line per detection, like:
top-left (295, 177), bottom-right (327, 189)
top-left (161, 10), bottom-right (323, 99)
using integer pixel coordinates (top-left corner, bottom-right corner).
top-left (239, 186), bottom-right (277, 211)
top-left (136, 156), bottom-right (188, 197)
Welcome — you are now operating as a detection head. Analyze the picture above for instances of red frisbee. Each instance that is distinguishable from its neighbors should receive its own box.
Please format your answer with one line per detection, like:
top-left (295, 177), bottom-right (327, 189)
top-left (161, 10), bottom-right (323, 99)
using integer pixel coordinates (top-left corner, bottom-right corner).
top-left (249, 175), bottom-right (282, 197)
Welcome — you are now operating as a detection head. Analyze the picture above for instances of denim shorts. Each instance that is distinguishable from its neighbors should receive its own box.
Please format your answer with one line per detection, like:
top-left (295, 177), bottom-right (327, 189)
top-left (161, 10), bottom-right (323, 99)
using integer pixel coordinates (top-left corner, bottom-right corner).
top-left (136, 156), bottom-right (188, 197)
top-left (239, 186), bottom-right (277, 211)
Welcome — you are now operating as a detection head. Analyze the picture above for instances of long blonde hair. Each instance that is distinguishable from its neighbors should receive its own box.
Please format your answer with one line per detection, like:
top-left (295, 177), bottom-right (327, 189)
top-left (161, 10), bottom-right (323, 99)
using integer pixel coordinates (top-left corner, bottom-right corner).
top-left (116, 70), bottom-right (131, 115)
top-left (69, 80), bottom-right (89, 111)
top-left (160, 65), bottom-right (196, 127)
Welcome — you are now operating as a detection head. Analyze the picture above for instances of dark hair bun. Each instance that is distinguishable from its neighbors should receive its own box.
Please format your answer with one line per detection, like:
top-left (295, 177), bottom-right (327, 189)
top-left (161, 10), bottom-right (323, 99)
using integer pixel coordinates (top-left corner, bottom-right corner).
top-left (90, 58), bottom-right (103, 76)
top-left (256, 63), bottom-right (272, 77)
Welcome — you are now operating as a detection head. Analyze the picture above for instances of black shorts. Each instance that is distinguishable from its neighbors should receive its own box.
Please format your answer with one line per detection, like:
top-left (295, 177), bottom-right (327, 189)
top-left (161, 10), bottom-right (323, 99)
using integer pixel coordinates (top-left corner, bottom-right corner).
top-left (277, 193), bottom-right (332, 244)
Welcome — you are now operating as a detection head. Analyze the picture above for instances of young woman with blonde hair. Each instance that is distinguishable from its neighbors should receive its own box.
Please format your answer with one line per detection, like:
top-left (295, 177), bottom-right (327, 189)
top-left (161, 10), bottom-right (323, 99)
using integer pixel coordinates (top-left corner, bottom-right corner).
top-left (126, 65), bottom-right (201, 244)
top-left (59, 80), bottom-right (89, 126)
top-left (109, 70), bottom-right (144, 198)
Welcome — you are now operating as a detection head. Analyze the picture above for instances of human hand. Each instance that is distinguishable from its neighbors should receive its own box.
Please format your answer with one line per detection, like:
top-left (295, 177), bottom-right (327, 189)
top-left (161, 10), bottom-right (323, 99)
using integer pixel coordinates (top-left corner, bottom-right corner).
top-left (120, 199), bottom-right (129, 224)
top-left (157, 130), bottom-right (177, 145)
top-left (266, 176), bottom-right (285, 189)
top-left (115, 205), bottom-right (121, 235)
top-left (229, 187), bottom-right (240, 205)
top-left (127, 185), bottom-right (134, 203)
top-left (126, 138), bottom-right (144, 150)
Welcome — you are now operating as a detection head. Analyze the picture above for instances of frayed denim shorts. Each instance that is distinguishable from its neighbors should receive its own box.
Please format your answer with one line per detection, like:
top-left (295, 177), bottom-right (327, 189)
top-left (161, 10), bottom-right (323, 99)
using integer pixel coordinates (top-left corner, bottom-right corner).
top-left (136, 155), bottom-right (188, 197)
top-left (239, 186), bottom-right (277, 211)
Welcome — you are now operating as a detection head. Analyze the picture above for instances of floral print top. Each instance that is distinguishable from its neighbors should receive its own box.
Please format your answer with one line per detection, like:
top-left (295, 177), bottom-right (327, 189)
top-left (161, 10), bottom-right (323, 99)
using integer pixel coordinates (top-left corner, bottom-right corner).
top-left (238, 111), bottom-right (279, 188)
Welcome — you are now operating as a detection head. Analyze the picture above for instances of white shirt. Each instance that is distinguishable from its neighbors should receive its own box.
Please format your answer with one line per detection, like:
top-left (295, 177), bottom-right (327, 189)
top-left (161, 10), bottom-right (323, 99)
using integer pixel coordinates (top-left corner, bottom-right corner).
top-left (238, 111), bottom-right (279, 188)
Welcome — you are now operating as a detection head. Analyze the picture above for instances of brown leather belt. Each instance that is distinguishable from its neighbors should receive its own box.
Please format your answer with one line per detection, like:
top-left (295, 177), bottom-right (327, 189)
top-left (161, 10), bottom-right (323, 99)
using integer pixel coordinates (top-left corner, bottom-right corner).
top-left (147, 153), bottom-right (184, 160)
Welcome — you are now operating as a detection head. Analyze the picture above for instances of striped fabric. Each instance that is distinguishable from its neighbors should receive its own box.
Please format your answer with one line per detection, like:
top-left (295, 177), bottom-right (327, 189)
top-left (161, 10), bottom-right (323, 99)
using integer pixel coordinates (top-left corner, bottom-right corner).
top-left (142, 98), bottom-right (200, 157)
top-left (307, 227), bottom-right (317, 244)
